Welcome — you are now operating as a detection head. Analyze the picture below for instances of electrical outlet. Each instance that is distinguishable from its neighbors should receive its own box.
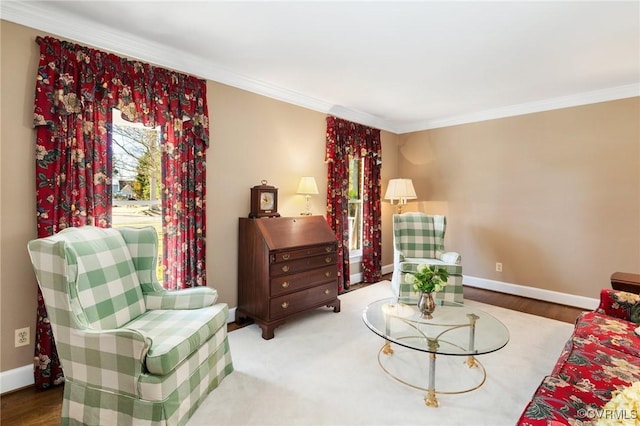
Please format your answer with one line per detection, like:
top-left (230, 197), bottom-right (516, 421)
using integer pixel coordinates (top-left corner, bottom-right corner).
top-left (15, 327), bottom-right (30, 347)
top-left (495, 262), bottom-right (503, 272)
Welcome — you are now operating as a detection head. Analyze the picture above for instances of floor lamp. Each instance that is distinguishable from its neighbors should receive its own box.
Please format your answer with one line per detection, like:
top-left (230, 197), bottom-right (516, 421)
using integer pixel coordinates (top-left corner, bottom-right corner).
top-left (384, 178), bottom-right (417, 213)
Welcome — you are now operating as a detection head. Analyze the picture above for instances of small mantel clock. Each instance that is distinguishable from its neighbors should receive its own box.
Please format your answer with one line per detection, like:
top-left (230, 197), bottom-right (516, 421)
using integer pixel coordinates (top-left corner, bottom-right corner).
top-left (249, 180), bottom-right (280, 218)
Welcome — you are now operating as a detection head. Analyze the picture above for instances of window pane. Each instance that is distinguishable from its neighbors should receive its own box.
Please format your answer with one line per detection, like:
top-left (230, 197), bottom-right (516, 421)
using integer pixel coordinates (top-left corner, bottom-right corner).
top-left (348, 155), bottom-right (364, 253)
top-left (348, 156), bottom-right (360, 199)
top-left (111, 109), bottom-right (163, 283)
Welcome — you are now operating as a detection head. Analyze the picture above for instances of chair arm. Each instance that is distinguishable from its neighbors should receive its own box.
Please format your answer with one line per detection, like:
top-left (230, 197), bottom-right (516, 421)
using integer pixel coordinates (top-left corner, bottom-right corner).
top-left (65, 328), bottom-right (150, 397)
top-left (144, 286), bottom-right (219, 310)
top-left (439, 251), bottom-right (461, 265)
top-left (596, 288), bottom-right (640, 321)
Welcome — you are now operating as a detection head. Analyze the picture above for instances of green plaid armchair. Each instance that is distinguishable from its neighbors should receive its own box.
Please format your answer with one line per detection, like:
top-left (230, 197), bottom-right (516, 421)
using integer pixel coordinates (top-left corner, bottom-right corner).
top-left (391, 213), bottom-right (464, 305)
top-left (27, 226), bottom-right (233, 426)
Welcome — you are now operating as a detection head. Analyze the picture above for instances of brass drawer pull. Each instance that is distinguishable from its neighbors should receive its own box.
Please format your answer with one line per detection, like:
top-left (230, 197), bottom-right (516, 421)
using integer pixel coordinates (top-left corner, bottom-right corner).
top-left (325, 257), bottom-right (332, 263)
top-left (282, 265), bottom-right (290, 272)
top-left (325, 271), bottom-right (332, 277)
top-left (325, 246), bottom-right (332, 252)
top-left (324, 289), bottom-right (330, 295)
top-left (281, 281), bottom-right (290, 288)
top-left (281, 302), bottom-right (289, 309)
top-left (282, 254), bottom-right (290, 260)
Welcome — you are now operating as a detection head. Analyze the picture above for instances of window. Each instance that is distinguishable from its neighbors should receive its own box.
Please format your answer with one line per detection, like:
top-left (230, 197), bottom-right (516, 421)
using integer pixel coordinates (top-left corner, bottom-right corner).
top-left (348, 155), bottom-right (364, 255)
top-left (111, 109), bottom-right (163, 282)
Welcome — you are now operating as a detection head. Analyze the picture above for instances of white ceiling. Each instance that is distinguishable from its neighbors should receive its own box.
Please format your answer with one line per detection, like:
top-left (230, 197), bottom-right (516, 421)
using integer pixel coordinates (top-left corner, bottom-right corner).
top-left (2, 1), bottom-right (639, 133)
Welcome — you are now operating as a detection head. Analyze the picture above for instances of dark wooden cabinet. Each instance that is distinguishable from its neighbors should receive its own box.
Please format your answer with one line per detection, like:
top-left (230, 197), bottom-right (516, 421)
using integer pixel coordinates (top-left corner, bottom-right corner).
top-left (237, 216), bottom-right (341, 339)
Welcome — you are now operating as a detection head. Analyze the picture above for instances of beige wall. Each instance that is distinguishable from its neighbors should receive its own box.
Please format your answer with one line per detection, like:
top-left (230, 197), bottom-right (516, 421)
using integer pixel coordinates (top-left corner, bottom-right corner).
top-left (1, 21), bottom-right (42, 375)
top-left (0, 20), bottom-right (399, 373)
top-left (206, 80), bottom-right (400, 305)
top-left (2, 18), bottom-right (639, 378)
top-left (399, 98), bottom-right (640, 297)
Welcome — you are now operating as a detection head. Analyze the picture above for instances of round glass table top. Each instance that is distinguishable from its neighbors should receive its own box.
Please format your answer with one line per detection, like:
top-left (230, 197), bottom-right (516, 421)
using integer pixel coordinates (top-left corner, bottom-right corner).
top-left (363, 298), bottom-right (510, 356)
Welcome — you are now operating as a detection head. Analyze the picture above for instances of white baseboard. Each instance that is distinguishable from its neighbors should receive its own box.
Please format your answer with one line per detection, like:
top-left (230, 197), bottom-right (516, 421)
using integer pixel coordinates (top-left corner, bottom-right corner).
top-left (350, 263), bottom-right (394, 285)
top-left (0, 364), bottom-right (34, 394)
top-left (463, 275), bottom-right (599, 310)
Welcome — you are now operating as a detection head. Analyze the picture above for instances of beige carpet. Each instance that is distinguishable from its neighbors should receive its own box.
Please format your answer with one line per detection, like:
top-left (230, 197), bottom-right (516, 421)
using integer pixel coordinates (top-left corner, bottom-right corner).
top-left (188, 281), bottom-right (574, 426)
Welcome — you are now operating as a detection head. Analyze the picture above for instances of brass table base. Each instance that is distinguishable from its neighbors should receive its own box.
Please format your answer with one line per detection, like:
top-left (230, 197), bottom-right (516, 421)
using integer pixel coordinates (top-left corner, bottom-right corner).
top-left (377, 343), bottom-right (487, 408)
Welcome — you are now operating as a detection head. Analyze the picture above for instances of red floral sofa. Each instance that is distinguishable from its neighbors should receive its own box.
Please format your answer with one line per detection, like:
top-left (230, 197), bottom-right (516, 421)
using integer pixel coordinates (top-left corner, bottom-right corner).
top-left (517, 275), bottom-right (640, 425)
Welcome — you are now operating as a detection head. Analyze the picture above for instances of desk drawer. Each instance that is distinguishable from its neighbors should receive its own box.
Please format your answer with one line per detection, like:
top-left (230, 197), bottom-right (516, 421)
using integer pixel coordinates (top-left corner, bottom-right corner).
top-left (270, 253), bottom-right (337, 276)
top-left (270, 265), bottom-right (337, 297)
top-left (269, 281), bottom-right (338, 320)
top-left (271, 244), bottom-right (335, 263)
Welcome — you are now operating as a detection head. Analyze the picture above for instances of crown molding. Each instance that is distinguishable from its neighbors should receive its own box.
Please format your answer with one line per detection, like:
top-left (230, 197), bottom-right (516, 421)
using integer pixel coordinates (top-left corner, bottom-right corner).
top-left (1, 1), bottom-right (400, 132)
top-left (2, 2), bottom-right (637, 135)
top-left (394, 83), bottom-right (640, 133)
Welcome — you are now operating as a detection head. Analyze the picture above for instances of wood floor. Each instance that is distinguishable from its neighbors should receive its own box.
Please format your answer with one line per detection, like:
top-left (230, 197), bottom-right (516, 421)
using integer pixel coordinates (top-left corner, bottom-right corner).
top-left (1, 283), bottom-right (586, 426)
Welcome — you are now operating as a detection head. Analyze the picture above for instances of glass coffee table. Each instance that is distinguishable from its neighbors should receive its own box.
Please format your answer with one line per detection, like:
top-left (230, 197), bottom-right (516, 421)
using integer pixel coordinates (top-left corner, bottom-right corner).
top-left (362, 298), bottom-right (510, 407)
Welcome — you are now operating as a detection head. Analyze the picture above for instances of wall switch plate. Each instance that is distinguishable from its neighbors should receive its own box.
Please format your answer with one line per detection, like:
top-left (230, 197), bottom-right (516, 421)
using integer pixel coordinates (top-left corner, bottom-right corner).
top-left (15, 327), bottom-right (30, 347)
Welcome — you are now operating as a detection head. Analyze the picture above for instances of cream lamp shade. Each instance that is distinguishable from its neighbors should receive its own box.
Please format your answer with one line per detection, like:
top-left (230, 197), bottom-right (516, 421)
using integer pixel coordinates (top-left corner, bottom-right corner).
top-left (296, 176), bottom-right (319, 215)
top-left (384, 178), bottom-right (417, 213)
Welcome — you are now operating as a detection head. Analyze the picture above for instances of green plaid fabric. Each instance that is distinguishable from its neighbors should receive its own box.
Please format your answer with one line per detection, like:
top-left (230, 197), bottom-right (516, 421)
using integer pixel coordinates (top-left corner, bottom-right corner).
top-left (145, 287), bottom-right (219, 310)
top-left (128, 304), bottom-right (228, 375)
top-left (397, 274), bottom-right (464, 305)
top-left (63, 228), bottom-right (146, 329)
top-left (27, 225), bottom-right (233, 426)
top-left (391, 213), bottom-right (464, 305)
top-left (117, 226), bottom-right (165, 293)
top-left (399, 260), bottom-right (462, 275)
top-left (393, 213), bottom-right (446, 259)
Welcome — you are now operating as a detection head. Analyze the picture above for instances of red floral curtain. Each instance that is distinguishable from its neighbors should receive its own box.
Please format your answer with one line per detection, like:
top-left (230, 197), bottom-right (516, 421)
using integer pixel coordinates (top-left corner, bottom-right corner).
top-left (325, 116), bottom-right (382, 292)
top-left (161, 120), bottom-right (208, 288)
top-left (32, 36), bottom-right (209, 388)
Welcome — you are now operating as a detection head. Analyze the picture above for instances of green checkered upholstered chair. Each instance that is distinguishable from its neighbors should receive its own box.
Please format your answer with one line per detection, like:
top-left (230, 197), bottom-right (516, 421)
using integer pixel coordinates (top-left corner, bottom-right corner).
top-left (27, 226), bottom-right (233, 426)
top-left (391, 213), bottom-right (464, 305)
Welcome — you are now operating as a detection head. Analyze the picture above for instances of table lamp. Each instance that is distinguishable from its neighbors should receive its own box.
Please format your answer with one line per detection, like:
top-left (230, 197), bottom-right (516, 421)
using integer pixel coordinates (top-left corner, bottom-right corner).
top-left (297, 176), bottom-right (319, 215)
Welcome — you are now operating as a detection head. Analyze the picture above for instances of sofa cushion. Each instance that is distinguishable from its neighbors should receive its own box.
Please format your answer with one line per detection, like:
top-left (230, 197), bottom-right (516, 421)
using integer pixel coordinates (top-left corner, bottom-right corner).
top-left (551, 336), bottom-right (640, 401)
top-left (64, 227), bottom-right (145, 329)
top-left (125, 303), bottom-right (228, 375)
top-left (517, 375), bottom-right (606, 425)
top-left (574, 311), bottom-right (640, 358)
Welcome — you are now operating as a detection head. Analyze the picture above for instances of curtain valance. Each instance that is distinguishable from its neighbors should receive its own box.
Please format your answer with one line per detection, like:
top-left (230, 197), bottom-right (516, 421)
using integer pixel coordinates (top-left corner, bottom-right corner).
top-left (34, 36), bottom-right (209, 144)
top-left (325, 115), bottom-right (381, 162)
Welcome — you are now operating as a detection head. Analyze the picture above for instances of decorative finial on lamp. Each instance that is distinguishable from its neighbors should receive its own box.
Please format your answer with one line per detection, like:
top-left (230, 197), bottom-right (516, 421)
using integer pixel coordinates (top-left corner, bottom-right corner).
top-left (296, 176), bottom-right (319, 216)
top-left (384, 178), bottom-right (417, 213)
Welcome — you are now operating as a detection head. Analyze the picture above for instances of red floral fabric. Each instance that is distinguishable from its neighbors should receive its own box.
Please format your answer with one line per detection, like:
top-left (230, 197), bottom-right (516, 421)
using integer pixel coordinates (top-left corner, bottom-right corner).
top-left (161, 120), bottom-right (208, 288)
top-left (519, 289), bottom-right (640, 425)
top-left (32, 36), bottom-right (209, 388)
top-left (551, 336), bottom-right (640, 401)
top-left (596, 288), bottom-right (640, 321)
top-left (574, 311), bottom-right (640, 358)
top-left (518, 375), bottom-right (606, 425)
top-left (325, 116), bottom-right (382, 291)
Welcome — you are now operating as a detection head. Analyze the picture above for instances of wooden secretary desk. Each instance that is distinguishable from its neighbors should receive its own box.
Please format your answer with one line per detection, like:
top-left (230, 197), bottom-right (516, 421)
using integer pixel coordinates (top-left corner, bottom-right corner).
top-left (237, 216), bottom-right (341, 339)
